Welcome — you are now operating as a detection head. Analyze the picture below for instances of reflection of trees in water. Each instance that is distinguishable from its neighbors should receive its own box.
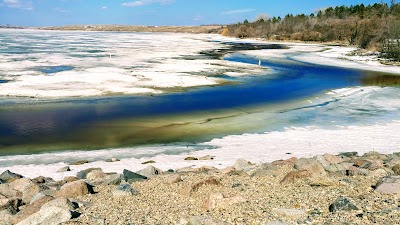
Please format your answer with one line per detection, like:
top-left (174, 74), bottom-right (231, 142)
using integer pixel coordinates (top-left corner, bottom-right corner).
top-left (361, 74), bottom-right (400, 86)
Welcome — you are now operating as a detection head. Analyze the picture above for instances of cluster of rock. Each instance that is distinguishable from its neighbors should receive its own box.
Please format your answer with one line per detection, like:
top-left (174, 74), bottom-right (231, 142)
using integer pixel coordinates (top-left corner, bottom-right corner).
top-left (1, 151), bottom-right (400, 224)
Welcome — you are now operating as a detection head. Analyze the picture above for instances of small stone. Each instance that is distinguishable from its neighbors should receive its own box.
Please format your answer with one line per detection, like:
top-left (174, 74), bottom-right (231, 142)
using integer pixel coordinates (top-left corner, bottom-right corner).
top-left (271, 208), bottom-right (307, 220)
top-left (177, 216), bottom-right (229, 225)
top-left (123, 169), bottom-right (147, 183)
top-left (375, 176), bottom-right (400, 194)
top-left (105, 158), bottom-right (120, 162)
top-left (0, 170), bottom-right (23, 183)
top-left (203, 192), bottom-right (246, 210)
top-left (70, 160), bottom-right (89, 165)
top-left (190, 177), bottom-right (221, 193)
top-left (76, 168), bottom-right (102, 179)
top-left (112, 184), bottom-right (139, 197)
top-left (295, 158), bottom-right (326, 176)
top-left (280, 170), bottom-right (311, 184)
top-left (329, 196), bottom-right (359, 212)
top-left (137, 165), bottom-right (163, 178)
top-left (55, 181), bottom-right (94, 199)
top-left (165, 174), bottom-right (182, 184)
top-left (309, 177), bottom-right (338, 187)
top-left (141, 160), bottom-right (156, 164)
top-left (32, 176), bottom-right (54, 184)
top-left (233, 159), bottom-right (252, 171)
top-left (86, 170), bottom-right (107, 181)
top-left (57, 166), bottom-right (71, 173)
top-left (198, 155), bottom-right (215, 160)
top-left (338, 152), bottom-right (358, 158)
top-left (184, 157), bottom-right (198, 161)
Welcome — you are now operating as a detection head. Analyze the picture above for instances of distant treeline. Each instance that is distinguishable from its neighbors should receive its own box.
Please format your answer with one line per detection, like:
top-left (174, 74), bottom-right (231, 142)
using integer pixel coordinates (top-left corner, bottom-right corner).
top-left (223, 1), bottom-right (400, 61)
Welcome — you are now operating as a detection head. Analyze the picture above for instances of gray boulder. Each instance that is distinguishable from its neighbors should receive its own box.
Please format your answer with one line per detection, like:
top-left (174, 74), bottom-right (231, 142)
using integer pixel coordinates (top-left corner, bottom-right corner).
top-left (0, 170), bottom-right (23, 183)
top-left (329, 196), bottom-right (359, 212)
top-left (137, 165), bottom-right (163, 178)
top-left (123, 169), bottom-right (147, 183)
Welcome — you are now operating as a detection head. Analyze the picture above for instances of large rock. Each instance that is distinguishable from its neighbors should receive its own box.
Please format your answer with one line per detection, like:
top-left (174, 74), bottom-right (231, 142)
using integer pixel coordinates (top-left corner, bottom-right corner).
top-left (11, 196), bottom-right (54, 224)
top-left (137, 165), bottom-right (163, 178)
top-left (55, 181), bottom-right (94, 199)
top-left (123, 169), bottom-right (147, 183)
top-left (392, 164), bottom-right (400, 175)
top-left (9, 178), bottom-right (34, 193)
top-left (189, 177), bottom-right (221, 193)
top-left (294, 158), bottom-right (326, 176)
top-left (271, 208), bottom-right (307, 220)
top-left (363, 151), bottom-right (388, 160)
top-left (0, 184), bottom-right (22, 199)
top-left (375, 176), bottom-right (400, 194)
top-left (270, 157), bottom-right (297, 168)
top-left (57, 166), bottom-right (71, 173)
top-left (32, 176), bottom-right (54, 184)
top-left (16, 206), bottom-right (72, 225)
top-left (101, 174), bottom-right (122, 186)
top-left (112, 184), bottom-right (139, 197)
top-left (41, 197), bottom-right (75, 211)
top-left (0, 170), bottom-right (23, 183)
top-left (165, 174), bottom-right (182, 184)
top-left (203, 192), bottom-right (246, 210)
top-left (21, 184), bottom-right (42, 204)
top-left (323, 154), bottom-right (344, 165)
top-left (0, 208), bottom-right (14, 224)
top-left (329, 196), bottom-right (359, 212)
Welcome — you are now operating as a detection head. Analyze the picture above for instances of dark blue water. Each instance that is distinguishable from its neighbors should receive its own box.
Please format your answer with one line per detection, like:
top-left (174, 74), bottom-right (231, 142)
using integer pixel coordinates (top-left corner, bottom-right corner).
top-left (0, 54), bottom-right (396, 154)
top-left (36, 65), bottom-right (75, 74)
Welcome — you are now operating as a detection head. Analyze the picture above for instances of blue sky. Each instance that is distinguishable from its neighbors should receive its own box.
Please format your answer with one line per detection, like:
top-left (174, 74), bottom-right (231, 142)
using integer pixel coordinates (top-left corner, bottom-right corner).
top-left (0, 0), bottom-right (389, 26)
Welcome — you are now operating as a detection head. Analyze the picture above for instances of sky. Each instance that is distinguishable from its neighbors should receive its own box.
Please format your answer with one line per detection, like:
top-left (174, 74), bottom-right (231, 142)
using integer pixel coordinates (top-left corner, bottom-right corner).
top-left (0, 0), bottom-right (391, 26)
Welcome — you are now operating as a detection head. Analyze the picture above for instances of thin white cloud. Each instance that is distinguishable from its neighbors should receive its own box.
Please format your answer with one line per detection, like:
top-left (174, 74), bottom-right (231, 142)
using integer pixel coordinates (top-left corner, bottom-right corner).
top-left (54, 7), bottom-right (71, 14)
top-left (122, 0), bottom-right (174, 7)
top-left (221, 9), bottom-right (256, 15)
top-left (2, 0), bottom-right (33, 10)
top-left (101, 6), bottom-right (108, 10)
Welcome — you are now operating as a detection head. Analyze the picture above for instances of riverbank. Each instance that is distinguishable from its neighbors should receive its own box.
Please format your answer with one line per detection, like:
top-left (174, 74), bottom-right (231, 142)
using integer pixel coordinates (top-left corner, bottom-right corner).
top-left (1, 151), bottom-right (400, 224)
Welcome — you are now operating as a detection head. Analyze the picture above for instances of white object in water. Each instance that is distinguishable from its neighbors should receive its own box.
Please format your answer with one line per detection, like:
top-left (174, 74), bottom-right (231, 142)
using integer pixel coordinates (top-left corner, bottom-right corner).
top-left (258, 60), bottom-right (261, 66)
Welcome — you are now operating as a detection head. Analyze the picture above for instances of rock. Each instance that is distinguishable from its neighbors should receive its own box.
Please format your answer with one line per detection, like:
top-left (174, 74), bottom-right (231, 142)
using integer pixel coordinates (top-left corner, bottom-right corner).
top-left (55, 181), bottom-right (94, 199)
top-left (141, 160), bottom-right (156, 164)
top-left (351, 159), bottom-right (372, 168)
top-left (165, 174), bottom-right (182, 184)
top-left (177, 216), bottom-right (230, 225)
top-left (233, 159), bottom-right (252, 171)
top-left (189, 177), bottom-right (222, 193)
top-left (392, 164), bottom-right (400, 175)
top-left (363, 151), bottom-right (388, 160)
top-left (9, 178), bottom-right (34, 193)
top-left (324, 163), bottom-right (351, 174)
top-left (137, 165), bottom-right (163, 178)
top-left (329, 196), bottom-right (359, 212)
top-left (315, 155), bottom-right (330, 167)
top-left (21, 183), bottom-right (42, 204)
top-left (176, 167), bottom-right (197, 173)
top-left (57, 166), bottom-right (71, 173)
top-left (375, 176), bottom-right (400, 194)
top-left (41, 197), bottom-right (75, 211)
top-left (346, 166), bottom-right (369, 176)
top-left (195, 166), bottom-right (218, 173)
top-left (323, 154), bottom-right (344, 165)
top-left (0, 198), bottom-right (20, 211)
top-left (29, 192), bottom-right (48, 204)
top-left (11, 196), bottom-right (54, 224)
top-left (86, 170), bottom-right (107, 181)
top-left (294, 158), bottom-right (326, 176)
top-left (265, 222), bottom-right (290, 225)
top-left (203, 192), bottom-right (246, 210)
top-left (123, 169), bottom-right (147, 183)
top-left (270, 157), bottom-right (297, 168)
top-left (0, 208), bottom-right (14, 224)
top-left (220, 166), bottom-right (236, 174)
top-left (0, 184), bottom-right (22, 199)
top-left (198, 155), bottom-right (215, 160)
top-left (112, 184), bottom-right (139, 197)
top-left (370, 168), bottom-right (392, 177)
top-left (366, 160), bottom-right (384, 170)
top-left (16, 206), bottom-right (72, 225)
top-left (76, 168), bottom-right (101, 179)
top-left (0, 170), bottom-right (23, 183)
top-left (338, 152), bottom-right (358, 158)
top-left (184, 157), bottom-right (198, 161)
top-left (70, 160), bottom-right (89, 165)
top-left (101, 174), bottom-right (122, 186)
top-left (280, 170), bottom-right (311, 184)
top-left (271, 208), bottom-right (307, 220)
top-left (32, 176), bottom-right (54, 184)
top-left (105, 158), bottom-right (120, 162)
top-left (309, 177), bottom-right (338, 187)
